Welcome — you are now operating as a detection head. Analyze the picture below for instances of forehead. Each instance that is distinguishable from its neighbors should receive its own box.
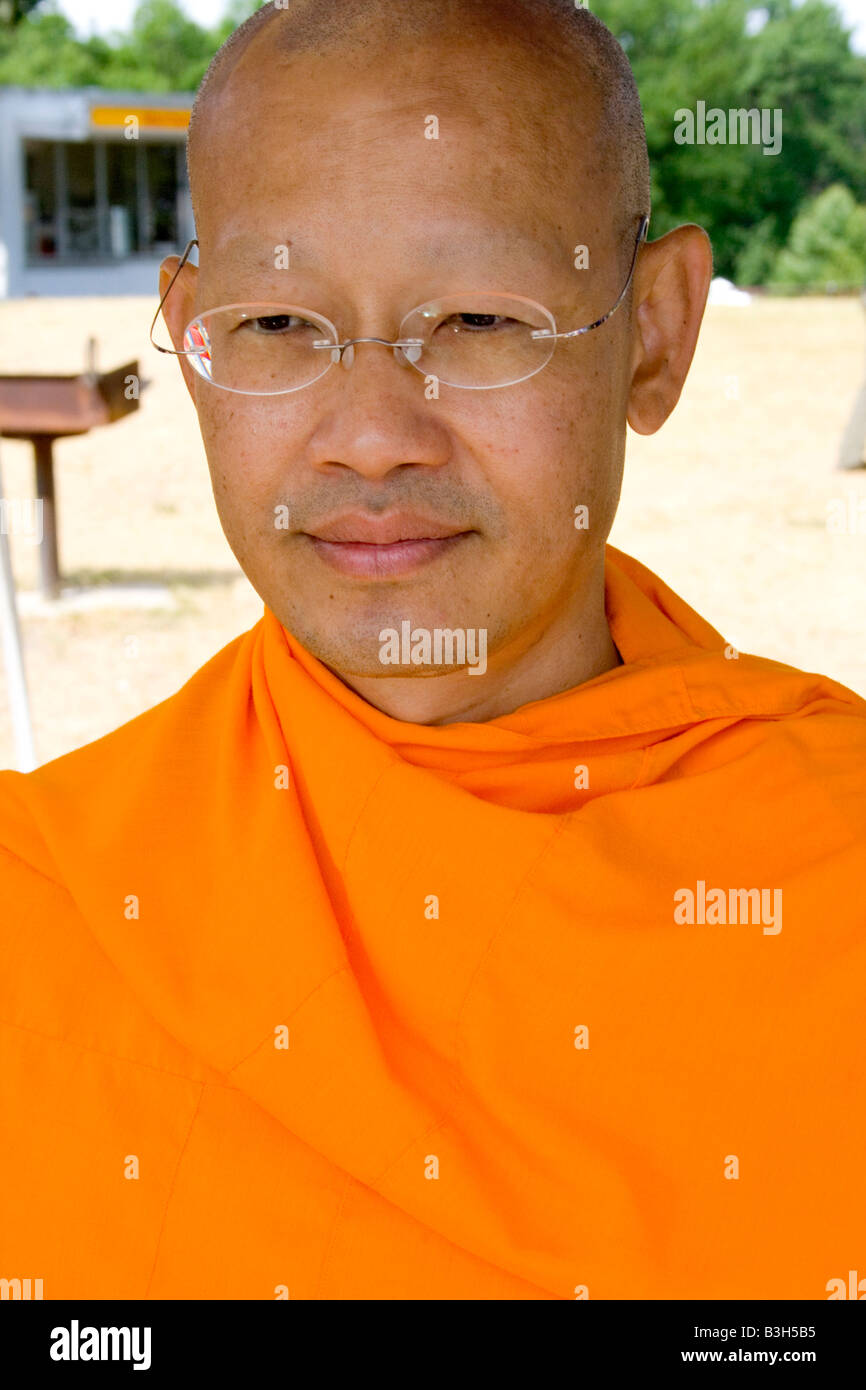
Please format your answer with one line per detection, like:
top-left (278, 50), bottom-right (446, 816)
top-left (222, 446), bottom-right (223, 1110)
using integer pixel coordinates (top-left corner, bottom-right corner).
top-left (193, 27), bottom-right (617, 268)
top-left (209, 216), bottom-right (577, 287)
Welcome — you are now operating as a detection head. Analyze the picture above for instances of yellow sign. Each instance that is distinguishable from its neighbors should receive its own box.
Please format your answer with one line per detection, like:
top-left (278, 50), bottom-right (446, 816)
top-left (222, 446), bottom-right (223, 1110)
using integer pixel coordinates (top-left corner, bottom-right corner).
top-left (90, 106), bottom-right (190, 130)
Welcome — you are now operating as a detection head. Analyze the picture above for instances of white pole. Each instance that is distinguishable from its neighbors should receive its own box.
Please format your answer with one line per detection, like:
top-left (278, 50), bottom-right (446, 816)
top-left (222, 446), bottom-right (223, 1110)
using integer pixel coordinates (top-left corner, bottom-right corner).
top-left (0, 447), bottom-right (37, 771)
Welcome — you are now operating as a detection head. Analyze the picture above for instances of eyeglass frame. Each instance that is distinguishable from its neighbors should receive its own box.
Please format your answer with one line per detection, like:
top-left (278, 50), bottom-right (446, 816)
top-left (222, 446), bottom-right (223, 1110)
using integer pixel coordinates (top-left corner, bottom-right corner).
top-left (149, 212), bottom-right (650, 394)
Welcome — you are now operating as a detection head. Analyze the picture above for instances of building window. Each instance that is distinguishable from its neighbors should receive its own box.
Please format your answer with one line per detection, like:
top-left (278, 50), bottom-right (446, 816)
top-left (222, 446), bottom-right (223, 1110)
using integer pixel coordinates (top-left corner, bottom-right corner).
top-left (24, 140), bottom-right (57, 259)
top-left (23, 138), bottom-right (188, 264)
top-left (106, 141), bottom-right (139, 256)
top-left (65, 140), bottom-right (100, 256)
top-left (147, 143), bottom-right (182, 253)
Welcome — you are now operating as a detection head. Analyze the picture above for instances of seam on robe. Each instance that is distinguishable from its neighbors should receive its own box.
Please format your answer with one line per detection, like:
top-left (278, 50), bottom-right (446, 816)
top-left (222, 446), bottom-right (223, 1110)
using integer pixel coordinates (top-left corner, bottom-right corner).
top-left (0, 838), bottom-right (64, 891)
top-left (224, 963), bottom-right (351, 1078)
top-left (626, 743), bottom-right (656, 791)
top-left (310, 1171), bottom-right (356, 1300)
top-left (0, 844), bottom-right (232, 1089)
top-left (671, 662), bottom-right (699, 721)
top-left (143, 1081), bottom-right (207, 1299)
top-left (449, 813), bottom-right (573, 1064)
top-left (312, 1132), bottom-right (561, 1301)
top-left (368, 1114), bottom-right (450, 1191)
top-left (0, 1014), bottom-right (217, 1088)
top-left (622, 662), bottom-right (698, 734)
top-left (683, 668), bottom-right (866, 722)
top-left (339, 760), bottom-right (404, 874)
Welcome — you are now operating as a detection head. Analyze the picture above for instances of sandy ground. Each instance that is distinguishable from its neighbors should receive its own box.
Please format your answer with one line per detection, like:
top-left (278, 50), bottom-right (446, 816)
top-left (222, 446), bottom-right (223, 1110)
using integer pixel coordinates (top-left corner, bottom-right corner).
top-left (0, 293), bottom-right (864, 770)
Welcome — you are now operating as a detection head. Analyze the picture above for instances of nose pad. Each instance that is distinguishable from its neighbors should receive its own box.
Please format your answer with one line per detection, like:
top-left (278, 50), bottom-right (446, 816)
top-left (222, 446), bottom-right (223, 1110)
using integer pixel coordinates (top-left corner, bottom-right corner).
top-left (337, 340), bottom-right (421, 371)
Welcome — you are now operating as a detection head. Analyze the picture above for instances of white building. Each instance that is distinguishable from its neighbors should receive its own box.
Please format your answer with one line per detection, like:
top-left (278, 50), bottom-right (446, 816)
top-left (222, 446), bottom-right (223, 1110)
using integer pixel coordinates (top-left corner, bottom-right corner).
top-left (0, 85), bottom-right (195, 298)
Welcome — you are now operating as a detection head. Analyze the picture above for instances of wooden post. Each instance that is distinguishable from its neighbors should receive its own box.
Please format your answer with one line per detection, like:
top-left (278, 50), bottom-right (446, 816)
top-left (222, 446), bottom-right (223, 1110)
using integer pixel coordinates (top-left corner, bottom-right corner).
top-left (33, 435), bottom-right (61, 601)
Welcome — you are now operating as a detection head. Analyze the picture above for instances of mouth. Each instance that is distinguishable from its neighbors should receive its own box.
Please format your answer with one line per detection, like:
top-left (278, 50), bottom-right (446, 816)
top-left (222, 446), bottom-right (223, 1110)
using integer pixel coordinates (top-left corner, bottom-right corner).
top-left (305, 533), bottom-right (471, 578)
top-left (302, 510), bottom-right (475, 578)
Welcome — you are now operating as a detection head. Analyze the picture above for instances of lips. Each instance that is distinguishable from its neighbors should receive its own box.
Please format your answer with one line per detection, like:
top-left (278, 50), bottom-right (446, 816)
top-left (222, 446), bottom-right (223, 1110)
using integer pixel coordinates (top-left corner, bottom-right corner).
top-left (307, 510), bottom-right (468, 544)
top-left (303, 511), bottom-right (473, 578)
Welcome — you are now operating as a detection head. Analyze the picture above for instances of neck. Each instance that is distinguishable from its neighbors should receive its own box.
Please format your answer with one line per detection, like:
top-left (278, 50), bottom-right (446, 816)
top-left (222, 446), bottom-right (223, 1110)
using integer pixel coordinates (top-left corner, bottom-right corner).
top-left (331, 568), bottom-right (623, 725)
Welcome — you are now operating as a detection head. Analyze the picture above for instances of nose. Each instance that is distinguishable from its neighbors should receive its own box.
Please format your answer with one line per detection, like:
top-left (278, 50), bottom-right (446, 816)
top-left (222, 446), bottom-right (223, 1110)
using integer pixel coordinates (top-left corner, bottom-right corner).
top-left (308, 335), bottom-right (451, 483)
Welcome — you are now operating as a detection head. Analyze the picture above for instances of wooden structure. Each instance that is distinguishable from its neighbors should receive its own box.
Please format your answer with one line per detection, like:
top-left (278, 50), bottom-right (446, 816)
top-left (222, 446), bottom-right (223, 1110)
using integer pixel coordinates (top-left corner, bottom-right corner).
top-left (0, 345), bottom-right (141, 599)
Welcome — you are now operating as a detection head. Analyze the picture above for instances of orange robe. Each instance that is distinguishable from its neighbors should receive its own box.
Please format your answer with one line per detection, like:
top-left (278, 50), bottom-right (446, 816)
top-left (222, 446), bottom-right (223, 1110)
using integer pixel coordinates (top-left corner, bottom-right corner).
top-left (1, 543), bottom-right (864, 1300)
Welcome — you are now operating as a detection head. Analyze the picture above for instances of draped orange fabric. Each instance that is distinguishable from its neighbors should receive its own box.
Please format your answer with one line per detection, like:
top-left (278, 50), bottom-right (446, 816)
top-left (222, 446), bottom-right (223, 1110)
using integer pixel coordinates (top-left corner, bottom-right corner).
top-left (1, 542), bottom-right (864, 1300)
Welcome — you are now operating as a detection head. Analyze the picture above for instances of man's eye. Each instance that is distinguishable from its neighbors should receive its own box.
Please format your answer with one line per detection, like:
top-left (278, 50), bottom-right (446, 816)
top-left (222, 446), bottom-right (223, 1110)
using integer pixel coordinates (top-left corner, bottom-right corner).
top-left (244, 315), bottom-right (310, 334)
top-left (444, 313), bottom-right (513, 332)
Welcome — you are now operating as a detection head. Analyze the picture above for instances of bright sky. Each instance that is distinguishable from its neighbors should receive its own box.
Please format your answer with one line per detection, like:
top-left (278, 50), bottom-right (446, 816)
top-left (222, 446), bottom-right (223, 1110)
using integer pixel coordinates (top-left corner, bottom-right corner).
top-left (58, 0), bottom-right (866, 52)
top-left (60, 0), bottom-right (234, 37)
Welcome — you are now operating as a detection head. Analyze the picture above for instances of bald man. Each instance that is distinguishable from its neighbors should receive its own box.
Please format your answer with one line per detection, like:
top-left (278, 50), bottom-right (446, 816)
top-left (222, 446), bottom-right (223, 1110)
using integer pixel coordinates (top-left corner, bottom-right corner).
top-left (1, 0), bottom-right (864, 1303)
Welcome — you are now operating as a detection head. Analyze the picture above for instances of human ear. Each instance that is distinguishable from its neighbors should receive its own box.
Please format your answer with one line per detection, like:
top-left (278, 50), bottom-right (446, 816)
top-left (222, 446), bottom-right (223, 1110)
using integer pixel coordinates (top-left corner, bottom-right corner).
top-left (625, 224), bottom-right (713, 435)
top-left (157, 256), bottom-right (200, 406)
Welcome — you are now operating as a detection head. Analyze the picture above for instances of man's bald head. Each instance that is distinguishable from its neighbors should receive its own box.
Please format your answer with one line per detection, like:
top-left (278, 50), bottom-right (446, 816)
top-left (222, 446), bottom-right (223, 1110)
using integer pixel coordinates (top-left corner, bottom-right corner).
top-left (186, 0), bottom-right (650, 243)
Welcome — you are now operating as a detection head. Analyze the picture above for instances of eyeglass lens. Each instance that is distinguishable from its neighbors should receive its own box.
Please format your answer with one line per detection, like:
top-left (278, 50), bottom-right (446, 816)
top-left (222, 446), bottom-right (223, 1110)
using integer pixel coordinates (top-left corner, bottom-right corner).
top-left (181, 293), bottom-right (562, 393)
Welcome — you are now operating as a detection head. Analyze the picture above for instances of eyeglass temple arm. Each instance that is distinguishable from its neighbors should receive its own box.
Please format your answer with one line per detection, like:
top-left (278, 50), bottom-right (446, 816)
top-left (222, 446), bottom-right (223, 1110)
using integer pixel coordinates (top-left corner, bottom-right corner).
top-left (149, 237), bottom-right (200, 355)
top-left (534, 214), bottom-right (650, 343)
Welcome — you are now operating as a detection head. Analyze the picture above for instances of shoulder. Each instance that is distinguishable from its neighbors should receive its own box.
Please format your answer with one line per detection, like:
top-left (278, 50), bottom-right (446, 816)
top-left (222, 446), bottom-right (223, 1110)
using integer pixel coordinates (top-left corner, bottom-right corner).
top-left (0, 631), bottom-right (260, 1084)
top-left (0, 621), bottom-right (261, 881)
top-left (670, 648), bottom-right (866, 840)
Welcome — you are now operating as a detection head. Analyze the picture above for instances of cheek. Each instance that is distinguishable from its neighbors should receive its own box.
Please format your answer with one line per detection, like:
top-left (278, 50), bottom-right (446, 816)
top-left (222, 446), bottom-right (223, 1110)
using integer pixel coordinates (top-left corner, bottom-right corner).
top-left (473, 369), bottom-right (622, 548)
top-left (198, 397), bottom-right (285, 516)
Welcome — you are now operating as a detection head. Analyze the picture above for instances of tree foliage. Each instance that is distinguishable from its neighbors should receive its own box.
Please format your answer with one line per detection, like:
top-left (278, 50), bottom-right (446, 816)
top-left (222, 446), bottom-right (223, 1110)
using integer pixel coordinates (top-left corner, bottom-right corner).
top-left (0, 0), bottom-right (42, 28)
top-left (592, 0), bottom-right (866, 281)
top-left (769, 184), bottom-right (866, 290)
top-left (0, 0), bottom-right (259, 88)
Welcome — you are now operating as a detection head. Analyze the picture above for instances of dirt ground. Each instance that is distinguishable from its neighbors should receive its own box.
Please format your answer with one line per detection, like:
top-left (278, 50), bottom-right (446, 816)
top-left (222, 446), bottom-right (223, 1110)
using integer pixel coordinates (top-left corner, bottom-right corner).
top-left (1, 293), bottom-right (864, 769)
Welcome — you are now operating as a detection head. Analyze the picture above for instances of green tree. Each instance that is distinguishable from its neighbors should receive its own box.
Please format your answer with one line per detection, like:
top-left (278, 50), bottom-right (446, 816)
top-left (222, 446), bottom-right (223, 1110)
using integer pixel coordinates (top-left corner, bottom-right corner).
top-left (99, 0), bottom-right (218, 92)
top-left (0, 7), bottom-right (109, 84)
top-left (0, 0), bottom-right (43, 28)
top-left (0, 0), bottom-right (258, 90)
top-left (769, 183), bottom-right (866, 291)
top-left (593, 0), bottom-right (866, 281)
